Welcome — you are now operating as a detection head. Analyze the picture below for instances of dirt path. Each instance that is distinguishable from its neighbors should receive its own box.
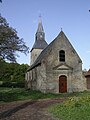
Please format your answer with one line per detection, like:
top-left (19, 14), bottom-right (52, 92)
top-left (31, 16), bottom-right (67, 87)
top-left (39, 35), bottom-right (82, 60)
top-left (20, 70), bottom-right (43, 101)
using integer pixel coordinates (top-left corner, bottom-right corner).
top-left (0, 98), bottom-right (65, 120)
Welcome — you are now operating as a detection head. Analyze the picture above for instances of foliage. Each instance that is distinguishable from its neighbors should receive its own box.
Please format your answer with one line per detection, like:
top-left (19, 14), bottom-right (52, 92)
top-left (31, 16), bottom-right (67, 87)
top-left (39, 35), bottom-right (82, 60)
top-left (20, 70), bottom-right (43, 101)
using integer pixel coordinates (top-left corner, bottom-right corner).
top-left (0, 59), bottom-right (29, 87)
top-left (0, 15), bottom-right (29, 62)
top-left (0, 81), bottom-right (25, 88)
top-left (48, 94), bottom-right (90, 120)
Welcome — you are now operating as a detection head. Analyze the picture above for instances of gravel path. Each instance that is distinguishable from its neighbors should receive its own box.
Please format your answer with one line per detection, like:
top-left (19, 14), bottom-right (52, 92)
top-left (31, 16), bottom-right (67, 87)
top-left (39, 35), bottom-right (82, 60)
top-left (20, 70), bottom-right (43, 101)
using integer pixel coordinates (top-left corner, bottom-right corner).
top-left (0, 98), bottom-right (65, 120)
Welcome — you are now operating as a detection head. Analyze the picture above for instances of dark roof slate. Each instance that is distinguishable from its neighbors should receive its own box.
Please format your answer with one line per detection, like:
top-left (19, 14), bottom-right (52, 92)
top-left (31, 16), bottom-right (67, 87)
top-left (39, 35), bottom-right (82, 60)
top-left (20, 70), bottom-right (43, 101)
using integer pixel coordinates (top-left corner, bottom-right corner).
top-left (37, 19), bottom-right (44, 32)
top-left (32, 39), bottom-right (48, 50)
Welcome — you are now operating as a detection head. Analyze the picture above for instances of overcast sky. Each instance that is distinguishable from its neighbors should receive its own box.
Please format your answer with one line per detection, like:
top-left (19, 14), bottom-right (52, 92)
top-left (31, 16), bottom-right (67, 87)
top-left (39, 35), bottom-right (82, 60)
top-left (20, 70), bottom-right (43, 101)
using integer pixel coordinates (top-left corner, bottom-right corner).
top-left (0, 0), bottom-right (90, 70)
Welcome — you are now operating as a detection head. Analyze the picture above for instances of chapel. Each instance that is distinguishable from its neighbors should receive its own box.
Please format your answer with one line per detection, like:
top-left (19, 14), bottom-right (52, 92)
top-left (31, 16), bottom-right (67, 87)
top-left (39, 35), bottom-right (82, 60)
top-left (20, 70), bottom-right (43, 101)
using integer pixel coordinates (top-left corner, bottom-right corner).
top-left (25, 18), bottom-right (87, 93)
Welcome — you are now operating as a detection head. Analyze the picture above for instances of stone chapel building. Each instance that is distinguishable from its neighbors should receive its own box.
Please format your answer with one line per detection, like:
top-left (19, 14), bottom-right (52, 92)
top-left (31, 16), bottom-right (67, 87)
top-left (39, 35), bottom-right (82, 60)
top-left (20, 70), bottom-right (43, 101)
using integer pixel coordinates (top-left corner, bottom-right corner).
top-left (25, 18), bottom-right (87, 93)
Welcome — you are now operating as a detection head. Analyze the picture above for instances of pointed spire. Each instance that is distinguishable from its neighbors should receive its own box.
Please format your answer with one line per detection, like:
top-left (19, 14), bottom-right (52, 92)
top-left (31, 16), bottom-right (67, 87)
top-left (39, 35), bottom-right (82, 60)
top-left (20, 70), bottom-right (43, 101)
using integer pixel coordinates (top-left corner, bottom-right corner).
top-left (37, 15), bottom-right (44, 32)
top-left (31, 17), bottom-right (48, 51)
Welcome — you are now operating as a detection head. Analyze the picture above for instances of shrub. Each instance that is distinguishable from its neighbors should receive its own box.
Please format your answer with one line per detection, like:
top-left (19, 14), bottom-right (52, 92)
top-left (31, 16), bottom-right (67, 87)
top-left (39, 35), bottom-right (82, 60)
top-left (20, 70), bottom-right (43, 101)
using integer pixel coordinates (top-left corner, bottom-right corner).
top-left (0, 81), bottom-right (25, 88)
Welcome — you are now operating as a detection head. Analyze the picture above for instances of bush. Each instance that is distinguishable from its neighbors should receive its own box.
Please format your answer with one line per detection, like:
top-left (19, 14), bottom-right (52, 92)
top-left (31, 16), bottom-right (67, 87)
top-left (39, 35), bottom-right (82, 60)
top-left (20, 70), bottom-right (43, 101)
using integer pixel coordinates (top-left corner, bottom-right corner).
top-left (0, 81), bottom-right (25, 88)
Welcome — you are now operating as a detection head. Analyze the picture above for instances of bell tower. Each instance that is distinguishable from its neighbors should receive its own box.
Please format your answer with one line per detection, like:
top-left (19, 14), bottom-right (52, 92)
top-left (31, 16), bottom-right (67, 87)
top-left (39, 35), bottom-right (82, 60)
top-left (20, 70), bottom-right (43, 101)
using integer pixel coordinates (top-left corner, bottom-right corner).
top-left (30, 17), bottom-right (48, 65)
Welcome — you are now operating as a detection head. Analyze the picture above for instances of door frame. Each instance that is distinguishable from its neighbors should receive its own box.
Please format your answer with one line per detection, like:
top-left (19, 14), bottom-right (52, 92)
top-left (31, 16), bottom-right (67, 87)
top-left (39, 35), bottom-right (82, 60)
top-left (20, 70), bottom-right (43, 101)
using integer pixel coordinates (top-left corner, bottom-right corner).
top-left (59, 75), bottom-right (67, 93)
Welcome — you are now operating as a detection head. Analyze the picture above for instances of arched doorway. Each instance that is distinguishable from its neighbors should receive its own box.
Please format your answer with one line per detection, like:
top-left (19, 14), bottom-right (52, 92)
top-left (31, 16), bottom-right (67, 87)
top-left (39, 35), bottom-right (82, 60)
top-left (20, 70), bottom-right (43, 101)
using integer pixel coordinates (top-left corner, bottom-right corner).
top-left (59, 75), bottom-right (67, 93)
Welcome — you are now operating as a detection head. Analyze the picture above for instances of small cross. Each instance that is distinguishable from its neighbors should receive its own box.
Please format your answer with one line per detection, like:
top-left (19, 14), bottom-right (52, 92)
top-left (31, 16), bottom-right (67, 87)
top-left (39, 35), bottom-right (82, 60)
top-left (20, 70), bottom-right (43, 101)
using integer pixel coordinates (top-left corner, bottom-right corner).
top-left (39, 14), bottom-right (42, 19)
top-left (61, 28), bottom-right (62, 31)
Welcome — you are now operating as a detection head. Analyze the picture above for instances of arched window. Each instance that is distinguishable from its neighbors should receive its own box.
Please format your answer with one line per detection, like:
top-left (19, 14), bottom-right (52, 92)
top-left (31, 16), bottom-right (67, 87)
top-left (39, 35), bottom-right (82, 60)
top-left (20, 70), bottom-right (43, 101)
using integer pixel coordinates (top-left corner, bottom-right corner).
top-left (59, 50), bottom-right (65, 62)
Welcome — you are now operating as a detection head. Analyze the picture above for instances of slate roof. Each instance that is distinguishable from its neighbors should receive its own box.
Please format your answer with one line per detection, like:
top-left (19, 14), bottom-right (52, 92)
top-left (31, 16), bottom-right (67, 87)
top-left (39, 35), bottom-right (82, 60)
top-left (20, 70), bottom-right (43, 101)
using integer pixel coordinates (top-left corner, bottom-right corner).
top-left (37, 19), bottom-right (44, 32)
top-left (32, 39), bottom-right (48, 50)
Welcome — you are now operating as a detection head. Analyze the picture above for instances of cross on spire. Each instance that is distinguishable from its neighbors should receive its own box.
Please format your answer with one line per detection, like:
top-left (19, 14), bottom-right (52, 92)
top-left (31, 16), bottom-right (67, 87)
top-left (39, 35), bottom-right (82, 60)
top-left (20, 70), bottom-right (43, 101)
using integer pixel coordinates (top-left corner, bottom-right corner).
top-left (39, 14), bottom-right (42, 19)
top-left (61, 28), bottom-right (63, 31)
top-left (38, 14), bottom-right (42, 23)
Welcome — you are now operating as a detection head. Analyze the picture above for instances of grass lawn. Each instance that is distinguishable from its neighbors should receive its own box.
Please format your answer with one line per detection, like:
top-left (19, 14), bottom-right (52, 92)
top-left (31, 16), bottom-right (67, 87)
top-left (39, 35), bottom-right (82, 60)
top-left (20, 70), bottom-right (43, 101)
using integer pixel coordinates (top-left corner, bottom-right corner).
top-left (48, 94), bottom-right (90, 120)
top-left (0, 87), bottom-right (90, 102)
top-left (0, 87), bottom-right (67, 102)
top-left (0, 87), bottom-right (51, 102)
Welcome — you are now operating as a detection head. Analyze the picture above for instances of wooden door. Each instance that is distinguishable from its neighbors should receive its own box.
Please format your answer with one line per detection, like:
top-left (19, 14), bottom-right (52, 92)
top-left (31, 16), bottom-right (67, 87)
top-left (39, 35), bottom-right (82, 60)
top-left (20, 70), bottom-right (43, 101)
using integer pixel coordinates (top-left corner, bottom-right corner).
top-left (59, 75), bottom-right (67, 93)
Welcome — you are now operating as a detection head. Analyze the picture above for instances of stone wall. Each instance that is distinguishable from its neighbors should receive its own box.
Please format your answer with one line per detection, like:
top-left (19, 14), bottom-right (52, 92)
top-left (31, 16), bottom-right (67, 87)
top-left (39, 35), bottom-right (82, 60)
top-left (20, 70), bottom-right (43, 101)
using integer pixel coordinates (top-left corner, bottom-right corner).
top-left (30, 49), bottom-right (43, 65)
top-left (25, 71), bottom-right (32, 89)
top-left (36, 62), bottom-right (47, 92)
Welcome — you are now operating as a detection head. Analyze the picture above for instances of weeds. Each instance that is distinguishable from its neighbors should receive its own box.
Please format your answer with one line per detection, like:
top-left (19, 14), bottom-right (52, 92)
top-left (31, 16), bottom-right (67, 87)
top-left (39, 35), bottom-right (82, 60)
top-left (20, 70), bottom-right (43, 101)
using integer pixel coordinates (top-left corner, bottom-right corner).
top-left (48, 95), bottom-right (90, 120)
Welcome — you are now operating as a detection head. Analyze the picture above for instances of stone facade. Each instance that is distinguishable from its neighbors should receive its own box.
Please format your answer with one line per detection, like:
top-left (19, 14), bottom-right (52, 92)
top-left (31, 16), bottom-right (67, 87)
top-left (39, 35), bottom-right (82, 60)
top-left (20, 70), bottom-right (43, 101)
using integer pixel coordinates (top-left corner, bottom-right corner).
top-left (30, 49), bottom-right (43, 65)
top-left (25, 20), bottom-right (87, 93)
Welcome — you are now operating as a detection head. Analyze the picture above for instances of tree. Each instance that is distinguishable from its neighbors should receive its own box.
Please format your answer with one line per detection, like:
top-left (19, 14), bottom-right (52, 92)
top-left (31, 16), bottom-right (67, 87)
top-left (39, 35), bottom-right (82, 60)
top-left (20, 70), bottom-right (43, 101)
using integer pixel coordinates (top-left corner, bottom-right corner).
top-left (0, 58), bottom-right (6, 81)
top-left (0, 60), bottom-right (29, 87)
top-left (0, 15), bottom-right (29, 62)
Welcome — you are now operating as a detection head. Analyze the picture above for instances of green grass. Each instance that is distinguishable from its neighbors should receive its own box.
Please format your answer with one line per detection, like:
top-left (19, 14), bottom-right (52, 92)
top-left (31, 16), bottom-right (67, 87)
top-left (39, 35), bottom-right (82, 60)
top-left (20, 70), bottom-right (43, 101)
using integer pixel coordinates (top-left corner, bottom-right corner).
top-left (0, 87), bottom-right (90, 103)
top-left (0, 87), bottom-right (44, 102)
top-left (48, 95), bottom-right (90, 120)
top-left (0, 87), bottom-right (65, 102)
